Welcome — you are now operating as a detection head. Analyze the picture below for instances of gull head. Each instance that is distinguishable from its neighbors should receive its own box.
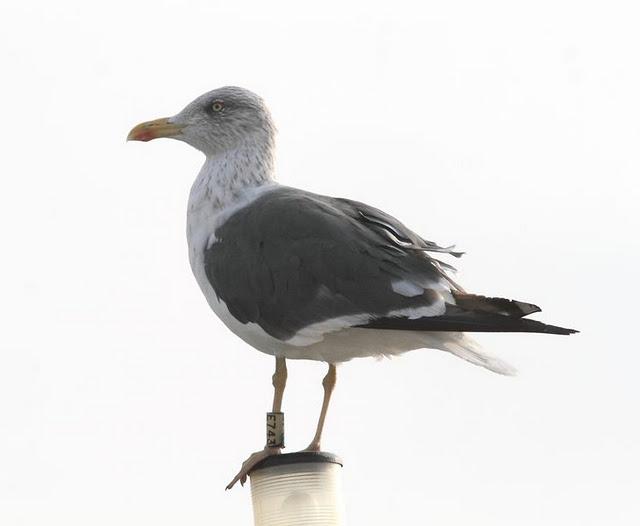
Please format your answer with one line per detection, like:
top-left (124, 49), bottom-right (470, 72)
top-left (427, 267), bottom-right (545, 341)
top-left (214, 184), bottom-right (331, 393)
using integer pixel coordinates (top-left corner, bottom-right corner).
top-left (127, 86), bottom-right (275, 156)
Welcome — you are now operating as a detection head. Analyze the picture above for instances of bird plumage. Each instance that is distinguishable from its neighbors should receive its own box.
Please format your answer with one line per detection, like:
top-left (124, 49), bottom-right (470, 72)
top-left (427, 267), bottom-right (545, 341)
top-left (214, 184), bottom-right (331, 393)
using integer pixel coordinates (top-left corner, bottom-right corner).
top-left (129, 86), bottom-right (578, 488)
top-left (135, 86), bottom-right (576, 375)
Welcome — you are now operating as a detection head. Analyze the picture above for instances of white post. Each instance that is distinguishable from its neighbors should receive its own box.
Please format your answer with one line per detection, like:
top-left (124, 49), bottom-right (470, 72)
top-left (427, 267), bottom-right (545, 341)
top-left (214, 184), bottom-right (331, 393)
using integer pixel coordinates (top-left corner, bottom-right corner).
top-left (249, 452), bottom-right (345, 526)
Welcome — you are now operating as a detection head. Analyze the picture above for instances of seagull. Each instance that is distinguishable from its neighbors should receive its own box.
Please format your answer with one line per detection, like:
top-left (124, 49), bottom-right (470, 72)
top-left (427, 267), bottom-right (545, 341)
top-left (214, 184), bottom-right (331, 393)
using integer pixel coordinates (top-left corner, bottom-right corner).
top-left (128, 86), bottom-right (577, 489)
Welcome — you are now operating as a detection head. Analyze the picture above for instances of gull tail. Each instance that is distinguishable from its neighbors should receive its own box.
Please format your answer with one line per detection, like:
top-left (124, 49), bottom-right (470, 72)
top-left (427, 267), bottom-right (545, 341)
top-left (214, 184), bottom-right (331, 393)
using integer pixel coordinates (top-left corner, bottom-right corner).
top-left (441, 333), bottom-right (518, 376)
top-left (358, 293), bottom-right (578, 375)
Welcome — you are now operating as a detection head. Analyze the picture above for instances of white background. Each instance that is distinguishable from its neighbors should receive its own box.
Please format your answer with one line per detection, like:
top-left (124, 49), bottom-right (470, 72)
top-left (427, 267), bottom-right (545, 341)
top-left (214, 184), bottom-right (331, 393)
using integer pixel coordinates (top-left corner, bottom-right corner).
top-left (1, 1), bottom-right (638, 524)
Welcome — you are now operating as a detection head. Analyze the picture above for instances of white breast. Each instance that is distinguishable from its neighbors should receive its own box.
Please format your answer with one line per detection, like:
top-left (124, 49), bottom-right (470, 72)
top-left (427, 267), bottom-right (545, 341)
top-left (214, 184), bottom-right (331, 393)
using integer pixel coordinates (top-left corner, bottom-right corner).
top-left (186, 165), bottom-right (285, 356)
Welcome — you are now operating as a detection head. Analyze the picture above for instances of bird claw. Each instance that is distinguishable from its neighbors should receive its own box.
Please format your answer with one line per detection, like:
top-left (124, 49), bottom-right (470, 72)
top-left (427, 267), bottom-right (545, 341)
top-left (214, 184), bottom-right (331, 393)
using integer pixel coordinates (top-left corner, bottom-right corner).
top-left (225, 446), bottom-right (281, 490)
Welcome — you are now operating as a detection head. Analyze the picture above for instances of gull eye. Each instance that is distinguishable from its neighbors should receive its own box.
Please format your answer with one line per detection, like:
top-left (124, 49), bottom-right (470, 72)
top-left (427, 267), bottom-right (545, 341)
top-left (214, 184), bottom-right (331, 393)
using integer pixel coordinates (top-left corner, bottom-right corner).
top-left (211, 100), bottom-right (224, 112)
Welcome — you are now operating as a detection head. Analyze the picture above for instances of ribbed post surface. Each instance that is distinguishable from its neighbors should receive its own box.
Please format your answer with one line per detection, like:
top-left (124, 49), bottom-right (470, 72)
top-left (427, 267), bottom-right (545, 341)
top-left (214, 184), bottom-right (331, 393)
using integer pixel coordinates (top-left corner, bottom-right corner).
top-left (249, 453), bottom-right (345, 526)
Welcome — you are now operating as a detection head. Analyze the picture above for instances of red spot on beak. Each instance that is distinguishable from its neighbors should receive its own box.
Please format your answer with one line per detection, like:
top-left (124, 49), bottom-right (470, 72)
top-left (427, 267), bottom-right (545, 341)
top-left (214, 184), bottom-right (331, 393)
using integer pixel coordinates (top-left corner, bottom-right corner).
top-left (135, 131), bottom-right (156, 142)
top-left (127, 118), bottom-right (182, 142)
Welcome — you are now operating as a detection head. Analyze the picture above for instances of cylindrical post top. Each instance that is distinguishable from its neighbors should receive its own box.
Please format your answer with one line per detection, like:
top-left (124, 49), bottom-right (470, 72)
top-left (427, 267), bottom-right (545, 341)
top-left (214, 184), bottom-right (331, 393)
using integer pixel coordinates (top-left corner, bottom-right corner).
top-left (251, 451), bottom-right (343, 473)
top-left (250, 451), bottom-right (345, 526)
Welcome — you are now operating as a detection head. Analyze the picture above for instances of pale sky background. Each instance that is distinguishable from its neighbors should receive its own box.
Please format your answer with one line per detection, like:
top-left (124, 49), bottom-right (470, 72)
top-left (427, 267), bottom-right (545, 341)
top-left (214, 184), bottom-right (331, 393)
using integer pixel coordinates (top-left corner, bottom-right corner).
top-left (1, 1), bottom-right (639, 525)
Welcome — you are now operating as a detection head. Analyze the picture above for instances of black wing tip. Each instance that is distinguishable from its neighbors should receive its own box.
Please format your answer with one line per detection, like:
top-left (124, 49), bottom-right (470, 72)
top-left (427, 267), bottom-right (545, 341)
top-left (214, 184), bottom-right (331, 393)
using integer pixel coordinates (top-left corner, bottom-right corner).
top-left (453, 293), bottom-right (543, 318)
top-left (531, 303), bottom-right (542, 314)
top-left (518, 301), bottom-right (542, 316)
top-left (358, 315), bottom-right (579, 335)
top-left (543, 325), bottom-right (579, 335)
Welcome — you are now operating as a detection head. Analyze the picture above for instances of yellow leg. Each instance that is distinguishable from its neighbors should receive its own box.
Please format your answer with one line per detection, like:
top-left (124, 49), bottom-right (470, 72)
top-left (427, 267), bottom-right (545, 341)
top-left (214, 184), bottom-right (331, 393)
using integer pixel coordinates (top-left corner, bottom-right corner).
top-left (305, 363), bottom-right (337, 452)
top-left (272, 357), bottom-right (287, 412)
top-left (226, 357), bottom-right (287, 490)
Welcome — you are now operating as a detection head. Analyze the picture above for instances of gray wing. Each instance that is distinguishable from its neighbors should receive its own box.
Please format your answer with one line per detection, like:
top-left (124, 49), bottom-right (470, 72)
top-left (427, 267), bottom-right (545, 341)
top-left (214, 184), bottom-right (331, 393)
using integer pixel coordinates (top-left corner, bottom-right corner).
top-left (204, 186), bottom-right (571, 345)
top-left (332, 196), bottom-right (465, 282)
top-left (334, 196), bottom-right (465, 259)
top-left (204, 186), bottom-right (454, 343)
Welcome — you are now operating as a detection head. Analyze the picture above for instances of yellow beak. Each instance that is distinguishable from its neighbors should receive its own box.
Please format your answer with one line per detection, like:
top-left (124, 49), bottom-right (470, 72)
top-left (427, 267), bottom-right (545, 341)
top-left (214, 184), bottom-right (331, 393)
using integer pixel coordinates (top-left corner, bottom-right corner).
top-left (127, 117), bottom-right (184, 142)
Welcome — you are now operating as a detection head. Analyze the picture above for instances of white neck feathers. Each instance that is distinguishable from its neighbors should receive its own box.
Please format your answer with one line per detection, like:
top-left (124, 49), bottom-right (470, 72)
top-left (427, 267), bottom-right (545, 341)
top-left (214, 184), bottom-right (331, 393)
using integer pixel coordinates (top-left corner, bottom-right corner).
top-left (186, 137), bottom-right (277, 261)
top-left (189, 136), bottom-right (275, 213)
